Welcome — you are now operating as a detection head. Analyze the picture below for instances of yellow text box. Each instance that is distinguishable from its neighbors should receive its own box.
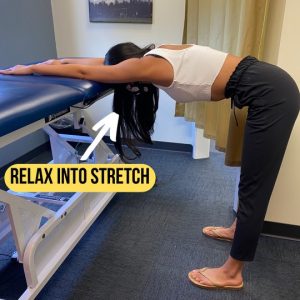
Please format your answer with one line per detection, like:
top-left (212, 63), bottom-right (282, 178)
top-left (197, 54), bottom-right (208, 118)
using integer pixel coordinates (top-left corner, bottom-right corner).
top-left (5, 164), bottom-right (156, 193)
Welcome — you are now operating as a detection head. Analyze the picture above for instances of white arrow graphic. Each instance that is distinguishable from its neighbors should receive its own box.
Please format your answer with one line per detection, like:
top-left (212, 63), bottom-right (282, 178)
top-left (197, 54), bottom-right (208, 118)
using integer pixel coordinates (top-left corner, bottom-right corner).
top-left (80, 112), bottom-right (119, 161)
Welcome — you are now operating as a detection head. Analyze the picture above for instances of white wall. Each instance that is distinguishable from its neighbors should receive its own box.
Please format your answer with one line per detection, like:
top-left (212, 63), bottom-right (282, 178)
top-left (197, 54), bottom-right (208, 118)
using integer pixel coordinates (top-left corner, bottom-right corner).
top-left (264, 0), bottom-right (300, 226)
top-left (0, 0), bottom-right (56, 168)
top-left (51, 0), bottom-right (194, 144)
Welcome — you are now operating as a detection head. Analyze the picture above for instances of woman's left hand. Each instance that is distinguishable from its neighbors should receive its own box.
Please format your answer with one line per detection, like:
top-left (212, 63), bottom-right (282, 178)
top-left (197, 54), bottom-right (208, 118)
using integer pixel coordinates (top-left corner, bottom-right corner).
top-left (0, 65), bottom-right (33, 75)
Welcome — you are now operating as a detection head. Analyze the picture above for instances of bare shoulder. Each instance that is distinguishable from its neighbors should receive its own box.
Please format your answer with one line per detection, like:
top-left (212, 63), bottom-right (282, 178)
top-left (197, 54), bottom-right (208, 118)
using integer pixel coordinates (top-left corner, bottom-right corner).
top-left (139, 56), bottom-right (174, 86)
top-left (140, 55), bottom-right (163, 65)
top-left (104, 56), bottom-right (173, 85)
top-left (106, 57), bottom-right (164, 82)
top-left (113, 56), bottom-right (161, 77)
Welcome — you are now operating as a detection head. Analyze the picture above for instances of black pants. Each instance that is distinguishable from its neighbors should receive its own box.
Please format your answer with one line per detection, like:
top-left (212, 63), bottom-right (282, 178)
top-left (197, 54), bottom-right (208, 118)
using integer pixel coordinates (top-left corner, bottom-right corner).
top-left (225, 57), bottom-right (300, 261)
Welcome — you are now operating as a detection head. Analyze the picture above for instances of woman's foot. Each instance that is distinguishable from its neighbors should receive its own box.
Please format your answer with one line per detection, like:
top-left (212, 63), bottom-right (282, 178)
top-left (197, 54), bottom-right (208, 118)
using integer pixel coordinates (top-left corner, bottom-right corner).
top-left (202, 219), bottom-right (237, 242)
top-left (202, 226), bottom-right (234, 241)
top-left (188, 267), bottom-right (243, 289)
top-left (188, 256), bottom-right (244, 290)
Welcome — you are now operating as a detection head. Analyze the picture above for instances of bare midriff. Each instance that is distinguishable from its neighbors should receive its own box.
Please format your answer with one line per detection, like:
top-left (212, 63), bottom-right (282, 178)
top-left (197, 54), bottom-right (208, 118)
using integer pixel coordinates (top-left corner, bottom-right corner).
top-left (211, 54), bottom-right (243, 101)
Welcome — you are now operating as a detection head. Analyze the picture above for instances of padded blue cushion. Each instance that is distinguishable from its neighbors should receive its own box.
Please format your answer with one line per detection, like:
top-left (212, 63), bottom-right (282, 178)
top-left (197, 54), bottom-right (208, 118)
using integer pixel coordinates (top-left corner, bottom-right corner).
top-left (0, 75), bottom-right (110, 137)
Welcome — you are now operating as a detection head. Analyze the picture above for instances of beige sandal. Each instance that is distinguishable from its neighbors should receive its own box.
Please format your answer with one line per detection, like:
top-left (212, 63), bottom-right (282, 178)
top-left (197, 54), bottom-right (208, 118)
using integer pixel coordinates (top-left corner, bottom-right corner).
top-left (202, 226), bottom-right (233, 242)
top-left (188, 268), bottom-right (244, 290)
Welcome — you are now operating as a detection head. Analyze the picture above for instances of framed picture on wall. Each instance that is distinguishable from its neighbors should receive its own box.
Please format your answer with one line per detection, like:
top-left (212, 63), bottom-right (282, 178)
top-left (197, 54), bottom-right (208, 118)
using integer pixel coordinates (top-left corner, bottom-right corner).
top-left (89, 0), bottom-right (153, 24)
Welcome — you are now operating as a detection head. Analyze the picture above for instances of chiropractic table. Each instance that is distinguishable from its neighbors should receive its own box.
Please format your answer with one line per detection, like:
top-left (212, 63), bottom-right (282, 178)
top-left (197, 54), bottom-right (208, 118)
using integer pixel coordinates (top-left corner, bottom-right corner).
top-left (0, 74), bottom-right (119, 299)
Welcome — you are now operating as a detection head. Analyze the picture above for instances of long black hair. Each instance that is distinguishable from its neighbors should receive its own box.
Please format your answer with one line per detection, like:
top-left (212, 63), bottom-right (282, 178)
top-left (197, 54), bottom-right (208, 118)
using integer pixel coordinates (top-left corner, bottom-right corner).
top-left (104, 42), bottom-right (159, 160)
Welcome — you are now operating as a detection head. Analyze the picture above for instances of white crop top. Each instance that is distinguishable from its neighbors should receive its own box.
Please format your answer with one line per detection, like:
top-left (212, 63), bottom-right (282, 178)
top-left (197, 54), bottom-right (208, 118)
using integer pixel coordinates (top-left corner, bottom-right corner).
top-left (144, 45), bottom-right (228, 102)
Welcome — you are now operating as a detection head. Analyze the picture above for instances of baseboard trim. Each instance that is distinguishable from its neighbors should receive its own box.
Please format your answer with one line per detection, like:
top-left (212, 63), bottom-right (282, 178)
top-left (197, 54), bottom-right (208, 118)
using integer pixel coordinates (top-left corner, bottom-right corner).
top-left (233, 210), bottom-right (300, 240)
top-left (262, 221), bottom-right (300, 240)
top-left (103, 136), bottom-right (193, 153)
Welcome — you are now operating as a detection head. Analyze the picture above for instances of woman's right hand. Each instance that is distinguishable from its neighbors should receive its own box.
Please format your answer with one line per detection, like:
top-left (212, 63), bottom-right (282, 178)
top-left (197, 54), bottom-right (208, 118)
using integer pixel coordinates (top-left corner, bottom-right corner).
top-left (0, 65), bottom-right (33, 75)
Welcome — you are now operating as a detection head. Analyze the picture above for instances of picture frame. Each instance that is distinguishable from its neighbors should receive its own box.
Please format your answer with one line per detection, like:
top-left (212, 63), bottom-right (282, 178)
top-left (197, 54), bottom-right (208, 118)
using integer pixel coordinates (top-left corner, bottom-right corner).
top-left (89, 0), bottom-right (153, 24)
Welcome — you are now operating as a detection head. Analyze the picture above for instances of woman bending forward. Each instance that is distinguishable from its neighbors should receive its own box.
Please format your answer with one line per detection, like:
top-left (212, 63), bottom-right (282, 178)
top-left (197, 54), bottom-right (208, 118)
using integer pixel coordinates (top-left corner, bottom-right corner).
top-left (1, 43), bottom-right (299, 290)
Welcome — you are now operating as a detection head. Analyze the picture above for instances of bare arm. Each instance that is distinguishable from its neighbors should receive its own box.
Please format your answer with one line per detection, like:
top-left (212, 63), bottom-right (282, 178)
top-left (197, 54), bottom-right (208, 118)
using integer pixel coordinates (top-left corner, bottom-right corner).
top-left (60, 57), bottom-right (104, 65)
top-left (43, 57), bottom-right (104, 65)
top-left (0, 56), bottom-right (171, 85)
top-left (28, 58), bottom-right (152, 82)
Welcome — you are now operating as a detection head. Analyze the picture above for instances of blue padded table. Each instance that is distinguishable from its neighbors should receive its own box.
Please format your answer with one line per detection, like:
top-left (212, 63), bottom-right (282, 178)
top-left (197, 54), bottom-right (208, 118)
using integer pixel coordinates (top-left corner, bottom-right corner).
top-left (0, 74), bottom-right (111, 137)
top-left (0, 74), bottom-right (119, 300)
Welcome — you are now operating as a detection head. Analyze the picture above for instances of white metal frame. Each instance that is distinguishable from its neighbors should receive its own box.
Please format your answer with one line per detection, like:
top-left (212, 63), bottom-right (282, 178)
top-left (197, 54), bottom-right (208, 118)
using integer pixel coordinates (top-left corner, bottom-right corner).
top-left (0, 100), bottom-right (120, 299)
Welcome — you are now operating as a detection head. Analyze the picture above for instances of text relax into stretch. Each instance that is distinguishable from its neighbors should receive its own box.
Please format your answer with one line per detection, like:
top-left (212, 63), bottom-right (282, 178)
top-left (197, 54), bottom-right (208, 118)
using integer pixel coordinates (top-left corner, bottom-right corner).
top-left (10, 167), bottom-right (150, 184)
top-left (4, 164), bottom-right (156, 193)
